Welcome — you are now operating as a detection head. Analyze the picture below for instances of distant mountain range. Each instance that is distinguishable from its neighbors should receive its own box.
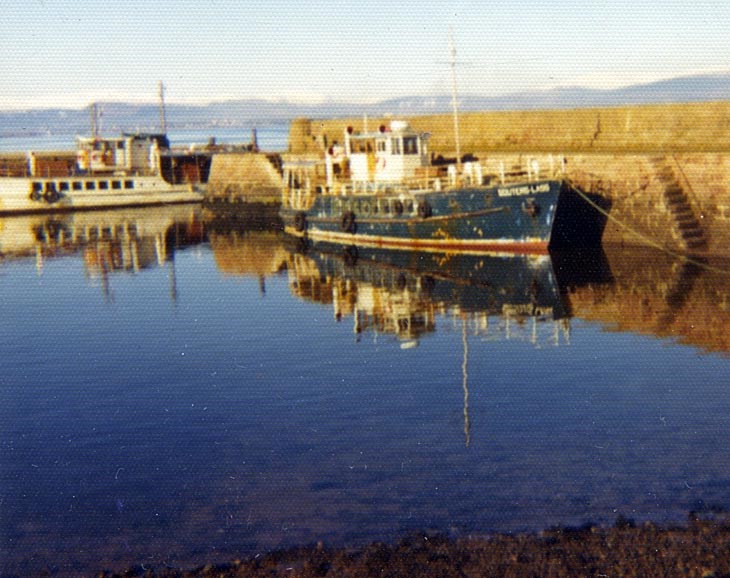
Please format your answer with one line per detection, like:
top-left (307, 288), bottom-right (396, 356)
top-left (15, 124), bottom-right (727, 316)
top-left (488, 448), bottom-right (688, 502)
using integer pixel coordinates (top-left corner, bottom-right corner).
top-left (1, 73), bottom-right (728, 137)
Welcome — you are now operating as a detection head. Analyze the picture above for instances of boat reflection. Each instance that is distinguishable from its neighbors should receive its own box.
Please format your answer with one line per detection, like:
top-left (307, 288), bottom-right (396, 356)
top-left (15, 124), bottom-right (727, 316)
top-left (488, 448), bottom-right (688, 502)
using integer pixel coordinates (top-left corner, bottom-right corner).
top-left (0, 205), bottom-right (205, 298)
top-left (281, 239), bottom-right (730, 356)
top-left (286, 243), bottom-right (593, 348)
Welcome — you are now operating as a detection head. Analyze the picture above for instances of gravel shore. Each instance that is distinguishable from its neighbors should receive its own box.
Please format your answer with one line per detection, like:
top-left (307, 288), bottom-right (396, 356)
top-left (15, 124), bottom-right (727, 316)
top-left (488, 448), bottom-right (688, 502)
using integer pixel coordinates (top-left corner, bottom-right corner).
top-left (96, 516), bottom-right (730, 578)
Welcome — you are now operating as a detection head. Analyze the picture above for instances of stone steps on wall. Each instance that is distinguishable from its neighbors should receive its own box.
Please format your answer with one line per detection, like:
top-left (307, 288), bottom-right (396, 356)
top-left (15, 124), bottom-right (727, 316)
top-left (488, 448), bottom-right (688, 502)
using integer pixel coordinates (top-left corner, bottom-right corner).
top-left (650, 156), bottom-right (707, 252)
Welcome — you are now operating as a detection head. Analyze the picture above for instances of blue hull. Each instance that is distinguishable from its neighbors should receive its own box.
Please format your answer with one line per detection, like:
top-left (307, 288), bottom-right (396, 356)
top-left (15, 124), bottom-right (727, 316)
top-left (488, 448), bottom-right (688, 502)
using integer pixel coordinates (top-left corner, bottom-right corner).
top-left (282, 179), bottom-right (604, 254)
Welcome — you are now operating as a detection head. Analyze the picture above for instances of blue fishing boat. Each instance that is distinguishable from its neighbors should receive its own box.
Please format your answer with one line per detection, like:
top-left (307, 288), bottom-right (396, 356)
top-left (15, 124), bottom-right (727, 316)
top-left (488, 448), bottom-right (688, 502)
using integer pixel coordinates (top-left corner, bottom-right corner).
top-left (281, 121), bottom-right (606, 254)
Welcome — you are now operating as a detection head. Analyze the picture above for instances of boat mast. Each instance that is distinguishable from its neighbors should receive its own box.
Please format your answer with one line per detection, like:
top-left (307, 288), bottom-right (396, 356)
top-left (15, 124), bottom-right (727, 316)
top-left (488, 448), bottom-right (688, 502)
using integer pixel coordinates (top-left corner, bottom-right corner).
top-left (449, 29), bottom-right (462, 175)
top-left (90, 102), bottom-right (100, 139)
top-left (158, 81), bottom-right (168, 134)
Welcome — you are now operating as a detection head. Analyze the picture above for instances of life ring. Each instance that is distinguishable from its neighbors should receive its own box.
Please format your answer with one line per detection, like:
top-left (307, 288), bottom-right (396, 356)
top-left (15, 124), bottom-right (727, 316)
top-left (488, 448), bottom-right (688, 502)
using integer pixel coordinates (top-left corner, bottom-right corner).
top-left (29, 186), bottom-right (43, 202)
top-left (340, 211), bottom-right (357, 234)
top-left (377, 157), bottom-right (387, 170)
top-left (294, 211), bottom-right (307, 232)
top-left (522, 199), bottom-right (540, 218)
top-left (44, 183), bottom-right (60, 204)
top-left (417, 200), bottom-right (432, 219)
top-left (393, 200), bottom-right (404, 216)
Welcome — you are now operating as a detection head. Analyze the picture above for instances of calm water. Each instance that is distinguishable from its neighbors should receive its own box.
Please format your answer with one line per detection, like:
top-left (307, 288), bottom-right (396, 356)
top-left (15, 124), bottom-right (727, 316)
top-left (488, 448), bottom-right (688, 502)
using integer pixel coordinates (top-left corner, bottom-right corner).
top-left (0, 205), bottom-right (729, 576)
top-left (2, 131), bottom-right (730, 576)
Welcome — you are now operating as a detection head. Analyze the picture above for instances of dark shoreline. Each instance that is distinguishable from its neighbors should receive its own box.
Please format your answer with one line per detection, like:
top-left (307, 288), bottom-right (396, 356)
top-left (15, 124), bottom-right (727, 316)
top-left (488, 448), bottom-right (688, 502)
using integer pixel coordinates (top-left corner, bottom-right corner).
top-left (92, 516), bottom-right (730, 578)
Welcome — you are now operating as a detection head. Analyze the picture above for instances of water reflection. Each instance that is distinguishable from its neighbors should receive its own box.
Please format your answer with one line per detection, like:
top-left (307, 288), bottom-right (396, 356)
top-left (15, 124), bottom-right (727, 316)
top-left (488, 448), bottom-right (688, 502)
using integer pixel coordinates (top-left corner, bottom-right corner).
top-left (281, 240), bottom-right (730, 356)
top-left (3, 207), bottom-right (727, 356)
top-left (0, 206), bottom-right (205, 300)
top-left (558, 248), bottom-right (730, 356)
top-left (3, 210), bottom-right (730, 576)
top-left (287, 245), bottom-right (577, 348)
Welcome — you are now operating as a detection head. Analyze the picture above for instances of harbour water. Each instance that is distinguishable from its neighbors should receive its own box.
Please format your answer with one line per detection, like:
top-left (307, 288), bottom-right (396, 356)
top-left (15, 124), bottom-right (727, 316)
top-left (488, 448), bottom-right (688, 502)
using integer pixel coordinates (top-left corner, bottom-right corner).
top-left (2, 131), bottom-right (730, 576)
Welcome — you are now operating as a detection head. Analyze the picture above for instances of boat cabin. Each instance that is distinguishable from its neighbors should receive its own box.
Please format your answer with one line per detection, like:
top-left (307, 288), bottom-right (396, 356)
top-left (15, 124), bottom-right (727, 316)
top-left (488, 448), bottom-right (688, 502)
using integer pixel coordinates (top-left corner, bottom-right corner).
top-left (328, 120), bottom-right (431, 186)
top-left (75, 133), bottom-right (169, 175)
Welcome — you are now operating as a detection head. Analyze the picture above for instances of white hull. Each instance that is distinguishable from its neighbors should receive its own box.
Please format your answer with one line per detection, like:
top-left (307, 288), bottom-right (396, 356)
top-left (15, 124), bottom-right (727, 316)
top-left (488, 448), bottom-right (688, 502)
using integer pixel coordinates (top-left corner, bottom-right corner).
top-left (0, 174), bottom-right (203, 215)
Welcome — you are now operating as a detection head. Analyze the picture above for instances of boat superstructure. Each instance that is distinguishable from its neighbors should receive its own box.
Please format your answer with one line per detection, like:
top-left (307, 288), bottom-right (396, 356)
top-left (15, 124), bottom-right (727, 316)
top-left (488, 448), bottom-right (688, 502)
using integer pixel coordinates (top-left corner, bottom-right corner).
top-left (0, 132), bottom-right (205, 215)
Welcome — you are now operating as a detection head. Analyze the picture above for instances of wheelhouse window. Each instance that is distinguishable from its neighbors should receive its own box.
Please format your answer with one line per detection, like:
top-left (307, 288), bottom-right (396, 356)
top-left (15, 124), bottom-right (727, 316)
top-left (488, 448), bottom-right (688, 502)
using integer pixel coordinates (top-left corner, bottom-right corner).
top-left (376, 140), bottom-right (387, 153)
top-left (403, 136), bottom-right (419, 155)
top-left (391, 138), bottom-right (402, 155)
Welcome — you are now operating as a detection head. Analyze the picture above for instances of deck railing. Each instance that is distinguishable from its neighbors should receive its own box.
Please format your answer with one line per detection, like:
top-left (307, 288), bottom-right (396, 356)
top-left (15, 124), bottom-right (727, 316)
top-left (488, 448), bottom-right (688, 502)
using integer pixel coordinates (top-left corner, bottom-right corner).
top-left (283, 154), bottom-right (567, 202)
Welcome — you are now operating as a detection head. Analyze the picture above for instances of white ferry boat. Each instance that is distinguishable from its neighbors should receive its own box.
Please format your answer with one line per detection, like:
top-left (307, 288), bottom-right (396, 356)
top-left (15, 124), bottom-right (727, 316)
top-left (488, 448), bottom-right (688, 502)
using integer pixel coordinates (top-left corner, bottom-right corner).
top-left (0, 133), bottom-right (205, 215)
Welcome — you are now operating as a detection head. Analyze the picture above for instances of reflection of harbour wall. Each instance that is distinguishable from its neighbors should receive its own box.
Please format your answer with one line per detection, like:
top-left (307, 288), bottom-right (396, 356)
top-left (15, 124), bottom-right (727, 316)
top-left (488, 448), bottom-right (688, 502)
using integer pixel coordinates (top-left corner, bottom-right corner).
top-left (565, 246), bottom-right (730, 355)
top-left (290, 105), bottom-right (730, 254)
top-left (208, 230), bottom-right (289, 277)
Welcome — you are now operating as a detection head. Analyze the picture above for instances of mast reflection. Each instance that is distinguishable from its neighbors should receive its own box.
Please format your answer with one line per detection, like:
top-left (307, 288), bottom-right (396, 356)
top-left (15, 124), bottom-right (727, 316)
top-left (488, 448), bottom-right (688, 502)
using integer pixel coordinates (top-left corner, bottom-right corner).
top-left (0, 206), bottom-right (205, 300)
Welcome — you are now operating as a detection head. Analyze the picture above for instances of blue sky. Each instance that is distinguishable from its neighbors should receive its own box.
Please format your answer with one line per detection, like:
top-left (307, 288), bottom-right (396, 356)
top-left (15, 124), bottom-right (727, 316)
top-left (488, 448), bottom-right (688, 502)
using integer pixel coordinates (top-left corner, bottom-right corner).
top-left (1, 0), bottom-right (728, 109)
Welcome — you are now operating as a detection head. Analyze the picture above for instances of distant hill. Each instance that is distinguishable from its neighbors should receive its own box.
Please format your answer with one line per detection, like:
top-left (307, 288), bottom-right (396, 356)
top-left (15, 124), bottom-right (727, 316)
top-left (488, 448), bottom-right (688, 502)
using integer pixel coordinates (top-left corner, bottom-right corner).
top-left (1, 72), bottom-right (728, 137)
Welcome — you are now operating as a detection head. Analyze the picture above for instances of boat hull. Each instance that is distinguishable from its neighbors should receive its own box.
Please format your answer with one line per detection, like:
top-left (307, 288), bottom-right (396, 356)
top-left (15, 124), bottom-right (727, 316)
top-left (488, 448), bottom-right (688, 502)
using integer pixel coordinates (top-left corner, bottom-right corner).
top-left (0, 175), bottom-right (203, 215)
top-left (282, 179), bottom-right (592, 254)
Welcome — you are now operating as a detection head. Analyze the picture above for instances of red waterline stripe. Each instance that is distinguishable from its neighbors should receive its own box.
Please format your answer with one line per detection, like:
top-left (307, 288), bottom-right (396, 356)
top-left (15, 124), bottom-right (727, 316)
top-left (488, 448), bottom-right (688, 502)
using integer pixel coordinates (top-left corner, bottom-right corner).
top-left (285, 227), bottom-right (549, 255)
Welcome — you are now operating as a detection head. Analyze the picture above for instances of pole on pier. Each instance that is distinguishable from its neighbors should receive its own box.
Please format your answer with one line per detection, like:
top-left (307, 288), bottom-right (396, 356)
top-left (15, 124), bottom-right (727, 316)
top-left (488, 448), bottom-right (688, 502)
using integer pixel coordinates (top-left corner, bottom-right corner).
top-left (158, 81), bottom-right (168, 134)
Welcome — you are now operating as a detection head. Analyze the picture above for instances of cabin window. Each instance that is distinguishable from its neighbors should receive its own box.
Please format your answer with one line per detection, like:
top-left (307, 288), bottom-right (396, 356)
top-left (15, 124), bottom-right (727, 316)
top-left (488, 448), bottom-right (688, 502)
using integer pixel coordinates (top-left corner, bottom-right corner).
top-left (85, 182), bottom-right (96, 190)
top-left (403, 136), bottom-right (419, 155)
top-left (72, 182), bottom-right (83, 191)
top-left (112, 180), bottom-right (122, 190)
top-left (58, 182), bottom-right (70, 191)
top-left (32, 182), bottom-right (43, 193)
top-left (124, 180), bottom-right (134, 189)
top-left (99, 181), bottom-right (109, 190)
top-left (376, 140), bottom-right (387, 153)
top-left (391, 138), bottom-right (402, 155)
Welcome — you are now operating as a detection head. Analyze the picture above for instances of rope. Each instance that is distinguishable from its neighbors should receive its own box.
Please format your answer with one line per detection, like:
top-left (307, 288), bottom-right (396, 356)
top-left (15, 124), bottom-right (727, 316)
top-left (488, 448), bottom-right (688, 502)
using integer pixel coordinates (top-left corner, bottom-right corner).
top-left (565, 180), bottom-right (730, 276)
